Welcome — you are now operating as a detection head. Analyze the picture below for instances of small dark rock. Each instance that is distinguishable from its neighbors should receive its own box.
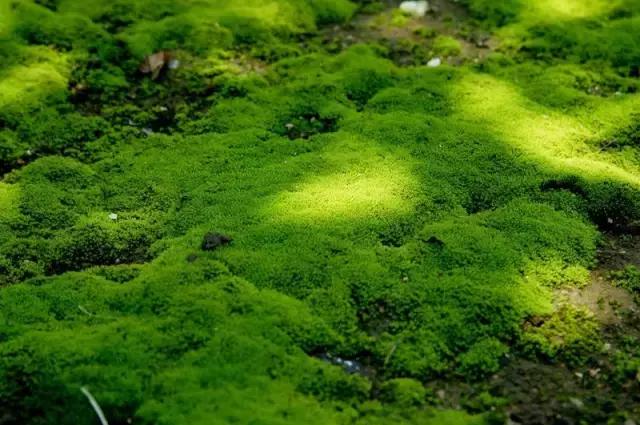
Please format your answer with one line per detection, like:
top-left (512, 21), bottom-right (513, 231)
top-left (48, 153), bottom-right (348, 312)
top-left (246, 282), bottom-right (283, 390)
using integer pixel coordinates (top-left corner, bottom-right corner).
top-left (425, 236), bottom-right (445, 247)
top-left (540, 177), bottom-right (587, 197)
top-left (186, 253), bottom-right (199, 262)
top-left (526, 315), bottom-right (546, 327)
top-left (201, 232), bottom-right (233, 251)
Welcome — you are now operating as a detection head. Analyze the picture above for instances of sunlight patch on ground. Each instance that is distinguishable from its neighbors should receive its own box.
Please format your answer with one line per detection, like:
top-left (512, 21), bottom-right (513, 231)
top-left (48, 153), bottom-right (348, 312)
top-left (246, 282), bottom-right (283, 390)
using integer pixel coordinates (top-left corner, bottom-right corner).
top-left (521, 0), bottom-right (615, 21)
top-left (0, 183), bottom-right (19, 219)
top-left (265, 142), bottom-right (418, 223)
top-left (0, 2), bottom-right (13, 36)
top-left (0, 48), bottom-right (69, 112)
top-left (454, 73), bottom-right (640, 187)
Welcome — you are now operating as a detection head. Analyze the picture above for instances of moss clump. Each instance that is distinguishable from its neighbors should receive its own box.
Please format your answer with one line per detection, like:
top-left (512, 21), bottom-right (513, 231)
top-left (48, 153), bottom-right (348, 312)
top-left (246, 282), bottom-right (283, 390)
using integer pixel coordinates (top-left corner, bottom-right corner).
top-left (609, 265), bottom-right (640, 294)
top-left (379, 378), bottom-right (427, 407)
top-left (457, 338), bottom-right (508, 379)
top-left (520, 305), bottom-right (601, 366)
top-left (460, 0), bottom-right (521, 27)
top-left (308, 0), bottom-right (357, 25)
top-left (50, 213), bottom-right (161, 273)
top-left (432, 35), bottom-right (463, 57)
top-left (338, 46), bottom-right (397, 107)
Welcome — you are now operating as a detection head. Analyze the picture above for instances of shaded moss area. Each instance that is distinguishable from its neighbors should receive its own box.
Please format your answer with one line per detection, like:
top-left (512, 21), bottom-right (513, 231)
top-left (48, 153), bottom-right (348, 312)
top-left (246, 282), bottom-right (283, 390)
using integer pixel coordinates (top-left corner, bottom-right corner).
top-left (1, 0), bottom-right (640, 424)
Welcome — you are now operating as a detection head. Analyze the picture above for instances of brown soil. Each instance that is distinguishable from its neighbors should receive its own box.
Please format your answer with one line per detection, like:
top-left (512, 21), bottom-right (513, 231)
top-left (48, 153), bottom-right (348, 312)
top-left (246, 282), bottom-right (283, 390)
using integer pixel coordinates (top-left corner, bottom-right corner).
top-left (494, 233), bottom-right (640, 424)
top-left (425, 233), bottom-right (640, 424)
top-left (318, 0), bottom-right (496, 65)
top-left (560, 276), bottom-right (636, 325)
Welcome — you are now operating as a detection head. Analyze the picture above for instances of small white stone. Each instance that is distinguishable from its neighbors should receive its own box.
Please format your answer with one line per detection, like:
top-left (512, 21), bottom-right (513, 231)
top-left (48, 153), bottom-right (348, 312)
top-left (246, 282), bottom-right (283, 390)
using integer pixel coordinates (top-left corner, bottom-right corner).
top-left (399, 1), bottom-right (429, 17)
top-left (427, 57), bottom-right (442, 67)
top-left (569, 397), bottom-right (584, 409)
top-left (168, 59), bottom-right (180, 70)
top-left (108, 213), bottom-right (118, 220)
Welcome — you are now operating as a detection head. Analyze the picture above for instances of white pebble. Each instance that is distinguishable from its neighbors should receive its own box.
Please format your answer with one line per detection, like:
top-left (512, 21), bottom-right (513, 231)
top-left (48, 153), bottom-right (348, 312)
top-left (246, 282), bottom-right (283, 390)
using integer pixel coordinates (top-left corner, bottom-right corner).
top-left (427, 57), bottom-right (442, 67)
top-left (399, 1), bottom-right (429, 17)
top-left (569, 397), bottom-right (584, 409)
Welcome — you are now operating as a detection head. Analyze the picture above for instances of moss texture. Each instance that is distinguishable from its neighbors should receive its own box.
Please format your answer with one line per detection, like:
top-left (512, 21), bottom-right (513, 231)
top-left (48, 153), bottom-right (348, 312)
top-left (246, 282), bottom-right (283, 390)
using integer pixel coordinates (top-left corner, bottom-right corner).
top-left (1, 0), bottom-right (639, 423)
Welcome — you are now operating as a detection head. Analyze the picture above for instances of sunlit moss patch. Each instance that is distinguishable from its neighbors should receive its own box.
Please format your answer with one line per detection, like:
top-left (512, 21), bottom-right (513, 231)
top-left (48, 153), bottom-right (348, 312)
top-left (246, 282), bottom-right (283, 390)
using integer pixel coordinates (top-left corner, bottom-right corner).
top-left (266, 140), bottom-right (418, 222)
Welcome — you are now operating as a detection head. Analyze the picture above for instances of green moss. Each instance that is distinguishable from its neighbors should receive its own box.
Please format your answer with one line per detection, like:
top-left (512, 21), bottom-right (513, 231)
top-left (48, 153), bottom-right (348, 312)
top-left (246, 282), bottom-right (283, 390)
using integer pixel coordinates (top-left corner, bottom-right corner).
top-left (610, 335), bottom-right (640, 387)
top-left (1, 0), bottom-right (640, 423)
top-left (457, 338), bottom-right (508, 379)
top-left (0, 46), bottom-right (70, 122)
top-left (308, 0), bottom-right (357, 25)
top-left (13, 2), bottom-right (107, 50)
top-left (379, 378), bottom-right (427, 407)
top-left (520, 305), bottom-right (601, 366)
top-left (609, 265), bottom-right (640, 294)
top-left (338, 46), bottom-right (397, 107)
top-left (50, 212), bottom-right (161, 273)
top-left (432, 35), bottom-right (463, 57)
top-left (391, 9), bottom-right (410, 27)
top-left (461, 0), bottom-right (521, 27)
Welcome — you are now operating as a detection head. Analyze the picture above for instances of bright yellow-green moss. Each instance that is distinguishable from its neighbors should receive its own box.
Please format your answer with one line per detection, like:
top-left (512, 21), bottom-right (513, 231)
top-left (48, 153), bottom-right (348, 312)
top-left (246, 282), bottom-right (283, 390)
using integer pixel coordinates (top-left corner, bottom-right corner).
top-left (266, 139), bottom-right (419, 223)
top-left (432, 35), bottom-right (463, 57)
top-left (0, 47), bottom-right (69, 114)
top-left (454, 73), bottom-right (640, 187)
top-left (0, 183), bottom-right (17, 216)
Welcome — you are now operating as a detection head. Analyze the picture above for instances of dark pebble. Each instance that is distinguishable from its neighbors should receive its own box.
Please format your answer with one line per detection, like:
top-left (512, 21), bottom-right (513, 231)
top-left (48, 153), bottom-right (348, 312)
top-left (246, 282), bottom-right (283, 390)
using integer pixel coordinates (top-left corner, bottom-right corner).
top-left (201, 232), bottom-right (233, 251)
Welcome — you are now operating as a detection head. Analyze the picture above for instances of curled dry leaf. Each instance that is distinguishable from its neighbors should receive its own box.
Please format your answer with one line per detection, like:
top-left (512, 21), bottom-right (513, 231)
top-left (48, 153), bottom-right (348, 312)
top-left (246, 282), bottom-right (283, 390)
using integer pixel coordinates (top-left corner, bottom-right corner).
top-left (139, 51), bottom-right (173, 80)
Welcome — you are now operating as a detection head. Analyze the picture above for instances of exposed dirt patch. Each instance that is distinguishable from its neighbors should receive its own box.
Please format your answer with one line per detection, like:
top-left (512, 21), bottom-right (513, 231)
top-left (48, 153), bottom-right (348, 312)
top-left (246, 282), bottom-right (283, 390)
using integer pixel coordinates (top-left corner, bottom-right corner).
top-left (493, 358), bottom-right (639, 425)
top-left (492, 233), bottom-right (640, 424)
top-left (555, 233), bottom-right (640, 328)
top-left (597, 232), bottom-right (640, 270)
top-left (317, 0), bottom-right (496, 66)
top-left (424, 234), bottom-right (640, 424)
top-left (559, 276), bottom-right (636, 325)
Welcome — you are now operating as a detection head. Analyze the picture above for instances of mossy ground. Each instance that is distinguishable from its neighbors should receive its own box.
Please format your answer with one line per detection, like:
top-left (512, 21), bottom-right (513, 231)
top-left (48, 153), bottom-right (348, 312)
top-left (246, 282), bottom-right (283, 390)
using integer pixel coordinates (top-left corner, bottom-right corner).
top-left (0, 0), bottom-right (639, 424)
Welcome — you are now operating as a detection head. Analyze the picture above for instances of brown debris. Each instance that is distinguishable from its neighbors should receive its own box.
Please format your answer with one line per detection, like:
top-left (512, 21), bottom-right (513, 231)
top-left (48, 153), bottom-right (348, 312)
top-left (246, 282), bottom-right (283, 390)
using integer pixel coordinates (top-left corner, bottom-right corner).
top-left (139, 51), bottom-right (173, 80)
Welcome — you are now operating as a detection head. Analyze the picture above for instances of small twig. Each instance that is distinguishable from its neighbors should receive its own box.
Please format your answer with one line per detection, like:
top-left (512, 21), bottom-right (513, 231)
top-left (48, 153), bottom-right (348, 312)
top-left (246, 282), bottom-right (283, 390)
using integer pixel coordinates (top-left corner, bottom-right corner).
top-left (383, 337), bottom-right (403, 368)
top-left (80, 387), bottom-right (109, 425)
top-left (78, 305), bottom-right (93, 316)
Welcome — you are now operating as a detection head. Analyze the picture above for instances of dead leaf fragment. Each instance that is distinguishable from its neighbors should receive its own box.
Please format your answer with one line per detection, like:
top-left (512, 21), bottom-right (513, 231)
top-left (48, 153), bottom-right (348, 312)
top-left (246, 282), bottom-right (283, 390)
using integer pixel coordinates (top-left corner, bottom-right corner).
top-left (139, 51), bottom-right (172, 80)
